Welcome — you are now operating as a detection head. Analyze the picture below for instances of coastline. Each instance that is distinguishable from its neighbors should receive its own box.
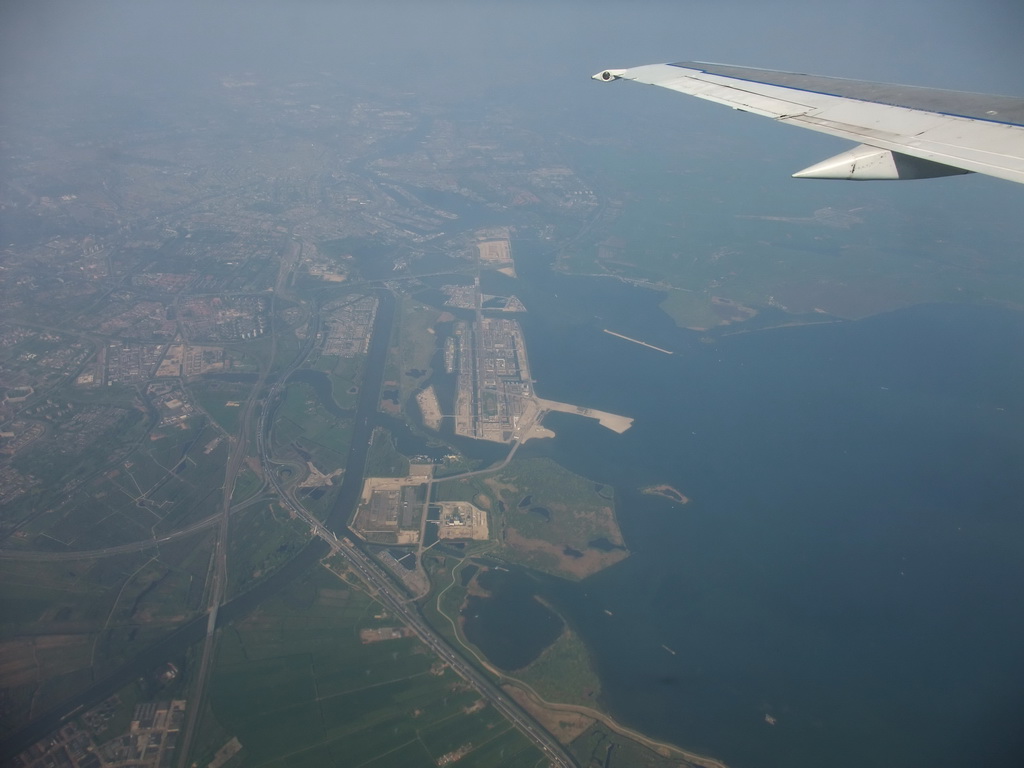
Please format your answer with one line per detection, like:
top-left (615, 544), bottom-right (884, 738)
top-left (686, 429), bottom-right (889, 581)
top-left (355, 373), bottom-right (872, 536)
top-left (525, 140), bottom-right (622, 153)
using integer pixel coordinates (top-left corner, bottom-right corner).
top-left (504, 680), bottom-right (730, 768)
top-left (432, 558), bottom-right (729, 767)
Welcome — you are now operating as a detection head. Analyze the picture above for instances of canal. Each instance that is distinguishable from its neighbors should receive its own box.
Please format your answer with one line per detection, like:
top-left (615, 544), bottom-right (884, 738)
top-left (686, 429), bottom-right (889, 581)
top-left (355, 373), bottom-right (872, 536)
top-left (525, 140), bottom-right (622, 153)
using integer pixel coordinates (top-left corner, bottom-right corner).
top-left (0, 289), bottom-right (396, 760)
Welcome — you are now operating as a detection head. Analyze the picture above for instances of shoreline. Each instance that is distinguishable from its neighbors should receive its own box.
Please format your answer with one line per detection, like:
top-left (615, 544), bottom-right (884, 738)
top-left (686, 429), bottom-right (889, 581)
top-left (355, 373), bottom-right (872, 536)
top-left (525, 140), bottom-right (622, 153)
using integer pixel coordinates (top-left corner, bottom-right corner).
top-left (435, 560), bottom-right (728, 768)
top-left (504, 680), bottom-right (730, 768)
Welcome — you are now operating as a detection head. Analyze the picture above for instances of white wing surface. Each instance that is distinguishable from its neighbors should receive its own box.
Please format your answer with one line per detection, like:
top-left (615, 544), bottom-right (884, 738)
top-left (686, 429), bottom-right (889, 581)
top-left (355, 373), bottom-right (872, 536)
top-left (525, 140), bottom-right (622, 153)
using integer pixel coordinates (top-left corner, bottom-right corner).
top-left (593, 62), bottom-right (1024, 184)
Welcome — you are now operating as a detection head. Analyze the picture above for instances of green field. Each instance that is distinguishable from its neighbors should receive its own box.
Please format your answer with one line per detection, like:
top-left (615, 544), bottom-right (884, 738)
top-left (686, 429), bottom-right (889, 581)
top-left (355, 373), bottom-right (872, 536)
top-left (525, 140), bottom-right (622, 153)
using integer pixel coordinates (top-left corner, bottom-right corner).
top-left (8, 420), bottom-right (229, 551)
top-left (512, 628), bottom-right (602, 709)
top-left (272, 381), bottom-right (353, 475)
top-left (433, 456), bottom-right (628, 579)
top-left (234, 331), bottom-right (302, 379)
top-left (231, 465), bottom-right (265, 506)
top-left (203, 565), bottom-right (546, 767)
top-left (0, 537), bottom-right (214, 735)
top-left (0, 395), bottom-right (223, 730)
top-left (6, 396), bottom-right (148, 511)
top-left (569, 721), bottom-right (703, 768)
top-left (365, 427), bottom-right (410, 478)
top-left (225, 504), bottom-right (310, 597)
top-left (190, 380), bottom-right (252, 435)
top-left (420, 552), bottom-right (483, 652)
top-left (311, 354), bottom-right (364, 409)
top-left (392, 299), bottom-right (441, 408)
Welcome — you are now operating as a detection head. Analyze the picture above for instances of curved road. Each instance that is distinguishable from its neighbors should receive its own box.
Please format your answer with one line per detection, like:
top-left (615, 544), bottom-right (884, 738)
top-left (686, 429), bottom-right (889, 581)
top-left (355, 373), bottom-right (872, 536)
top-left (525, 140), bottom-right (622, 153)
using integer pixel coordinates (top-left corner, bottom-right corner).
top-left (0, 495), bottom-right (271, 562)
top-left (1, 288), bottom-right (579, 768)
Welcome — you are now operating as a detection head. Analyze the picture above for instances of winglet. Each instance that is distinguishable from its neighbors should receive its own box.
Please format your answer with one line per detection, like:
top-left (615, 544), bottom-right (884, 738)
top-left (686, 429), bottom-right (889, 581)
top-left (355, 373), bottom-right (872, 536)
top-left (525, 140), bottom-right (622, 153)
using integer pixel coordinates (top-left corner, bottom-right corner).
top-left (593, 69), bottom-right (627, 82)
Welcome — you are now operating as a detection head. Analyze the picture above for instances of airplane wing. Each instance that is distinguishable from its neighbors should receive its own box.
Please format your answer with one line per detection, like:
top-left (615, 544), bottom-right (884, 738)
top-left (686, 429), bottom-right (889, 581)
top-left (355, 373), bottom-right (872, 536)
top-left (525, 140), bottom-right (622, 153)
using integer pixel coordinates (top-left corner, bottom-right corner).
top-left (593, 62), bottom-right (1024, 184)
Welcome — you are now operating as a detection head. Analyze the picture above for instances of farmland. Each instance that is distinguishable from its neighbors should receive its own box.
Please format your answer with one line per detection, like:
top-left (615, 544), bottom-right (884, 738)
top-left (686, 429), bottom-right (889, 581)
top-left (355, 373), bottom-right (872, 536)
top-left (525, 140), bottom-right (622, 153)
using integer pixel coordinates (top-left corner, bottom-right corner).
top-left (204, 565), bottom-right (546, 767)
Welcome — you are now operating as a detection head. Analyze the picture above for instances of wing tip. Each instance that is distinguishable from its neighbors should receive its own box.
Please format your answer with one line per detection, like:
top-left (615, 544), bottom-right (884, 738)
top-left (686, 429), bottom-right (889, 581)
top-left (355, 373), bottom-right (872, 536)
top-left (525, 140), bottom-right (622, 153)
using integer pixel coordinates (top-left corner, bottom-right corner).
top-left (592, 69), bottom-right (627, 82)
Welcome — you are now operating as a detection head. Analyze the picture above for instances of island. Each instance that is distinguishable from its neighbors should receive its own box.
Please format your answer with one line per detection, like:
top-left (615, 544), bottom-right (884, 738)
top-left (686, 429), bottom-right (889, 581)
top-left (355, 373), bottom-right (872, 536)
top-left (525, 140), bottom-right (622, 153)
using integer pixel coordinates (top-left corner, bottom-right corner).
top-left (642, 484), bottom-right (691, 504)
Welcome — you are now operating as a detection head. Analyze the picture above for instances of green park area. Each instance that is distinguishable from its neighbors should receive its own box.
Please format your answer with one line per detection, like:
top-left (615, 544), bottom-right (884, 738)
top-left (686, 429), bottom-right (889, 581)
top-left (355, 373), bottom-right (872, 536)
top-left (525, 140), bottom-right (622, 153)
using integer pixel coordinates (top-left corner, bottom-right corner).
top-left (311, 353), bottom-right (363, 409)
top-left (385, 298), bottom-right (442, 412)
top-left (272, 381), bottom-right (353, 476)
top-left (365, 427), bottom-right (410, 478)
top-left (512, 626), bottom-right (601, 709)
top-left (190, 380), bottom-right (252, 436)
top-left (433, 456), bottom-right (628, 580)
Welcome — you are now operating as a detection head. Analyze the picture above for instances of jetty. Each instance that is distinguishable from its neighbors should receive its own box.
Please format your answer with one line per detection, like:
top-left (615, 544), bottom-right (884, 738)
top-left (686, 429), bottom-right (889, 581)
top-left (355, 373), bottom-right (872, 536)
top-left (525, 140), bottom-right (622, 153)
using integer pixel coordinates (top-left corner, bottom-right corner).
top-left (603, 329), bottom-right (673, 355)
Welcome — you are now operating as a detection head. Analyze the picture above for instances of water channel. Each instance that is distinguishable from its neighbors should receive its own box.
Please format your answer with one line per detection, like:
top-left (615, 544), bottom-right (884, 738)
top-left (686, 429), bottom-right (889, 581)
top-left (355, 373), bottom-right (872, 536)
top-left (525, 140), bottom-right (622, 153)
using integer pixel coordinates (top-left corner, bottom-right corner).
top-left (0, 290), bottom-right (396, 760)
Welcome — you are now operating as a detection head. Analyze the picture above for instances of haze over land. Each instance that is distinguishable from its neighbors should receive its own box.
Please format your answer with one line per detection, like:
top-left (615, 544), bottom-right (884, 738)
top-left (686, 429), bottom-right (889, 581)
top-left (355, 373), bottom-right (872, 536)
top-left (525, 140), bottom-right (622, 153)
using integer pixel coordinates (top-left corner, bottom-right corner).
top-left (2, 2), bottom-right (1023, 767)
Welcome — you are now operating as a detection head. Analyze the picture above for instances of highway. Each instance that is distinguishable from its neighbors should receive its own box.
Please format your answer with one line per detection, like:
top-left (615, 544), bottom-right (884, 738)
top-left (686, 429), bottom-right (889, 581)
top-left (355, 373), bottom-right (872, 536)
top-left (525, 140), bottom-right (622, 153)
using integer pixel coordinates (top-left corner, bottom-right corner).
top-left (176, 295), bottom-right (280, 767)
top-left (252, 294), bottom-right (578, 768)
top-left (279, 512), bottom-right (576, 768)
top-left (259, 437), bottom-right (578, 765)
top-left (3, 289), bottom-right (578, 768)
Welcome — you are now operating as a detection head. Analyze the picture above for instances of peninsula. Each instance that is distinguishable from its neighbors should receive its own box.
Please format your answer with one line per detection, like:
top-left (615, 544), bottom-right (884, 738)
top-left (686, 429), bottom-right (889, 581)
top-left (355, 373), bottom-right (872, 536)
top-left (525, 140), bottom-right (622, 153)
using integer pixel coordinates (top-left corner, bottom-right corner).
top-left (451, 282), bottom-right (632, 443)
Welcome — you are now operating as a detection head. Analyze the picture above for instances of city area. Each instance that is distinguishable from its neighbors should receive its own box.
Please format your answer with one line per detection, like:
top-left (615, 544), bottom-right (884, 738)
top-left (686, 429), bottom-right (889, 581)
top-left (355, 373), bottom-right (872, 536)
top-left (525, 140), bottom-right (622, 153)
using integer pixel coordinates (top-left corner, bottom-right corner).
top-left (0, 56), bottom-right (669, 768)
top-left (13, 698), bottom-right (187, 768)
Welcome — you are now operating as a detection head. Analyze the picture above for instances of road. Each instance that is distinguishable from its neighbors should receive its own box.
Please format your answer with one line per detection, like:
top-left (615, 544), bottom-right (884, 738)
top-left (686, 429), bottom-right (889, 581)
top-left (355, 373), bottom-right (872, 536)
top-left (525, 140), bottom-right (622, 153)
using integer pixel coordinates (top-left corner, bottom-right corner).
top-left (176, 266), bottom-right (327, 765)
top-left (253, 369), bottom-right (576, 765)
top-left (0, 494), bottom-right (271, 562)
top-left (280, 507), bottom-right (576, 768)
top-left (4, 289), bottom-right (578, 768)
top-left (251, 295), bottom-right (577, 768)
top-left (175, 304), bottom-right (278, 767)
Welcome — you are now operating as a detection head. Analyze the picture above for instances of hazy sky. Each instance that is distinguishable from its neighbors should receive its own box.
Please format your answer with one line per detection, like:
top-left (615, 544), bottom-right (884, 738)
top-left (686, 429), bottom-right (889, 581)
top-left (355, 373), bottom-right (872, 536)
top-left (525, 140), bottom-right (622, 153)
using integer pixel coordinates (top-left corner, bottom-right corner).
top-left (3, 0), bottom-right (1022, 96)
top-left (3, 0), bottom-right (1020, 169)
top-left (3, 0), bottom-right (1021, 269)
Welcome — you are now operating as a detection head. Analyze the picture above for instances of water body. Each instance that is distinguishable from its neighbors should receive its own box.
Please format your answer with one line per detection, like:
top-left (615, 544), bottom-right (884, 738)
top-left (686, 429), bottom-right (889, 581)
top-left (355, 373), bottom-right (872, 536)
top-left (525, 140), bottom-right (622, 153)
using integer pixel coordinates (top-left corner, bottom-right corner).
top-left (461, 568), bottom-right (564, 671)
top-left (475, 243), bottom-right (1024, 768)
